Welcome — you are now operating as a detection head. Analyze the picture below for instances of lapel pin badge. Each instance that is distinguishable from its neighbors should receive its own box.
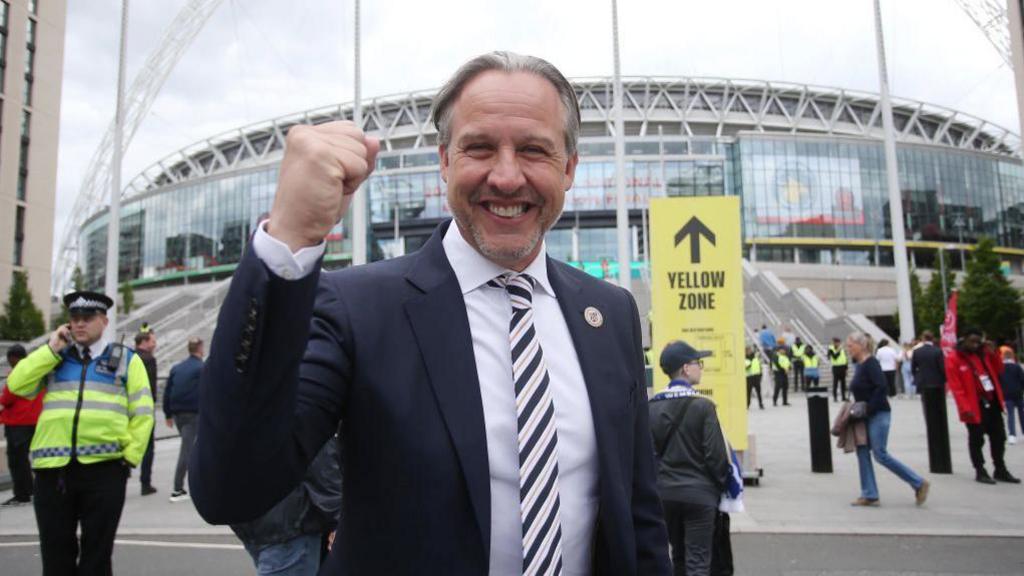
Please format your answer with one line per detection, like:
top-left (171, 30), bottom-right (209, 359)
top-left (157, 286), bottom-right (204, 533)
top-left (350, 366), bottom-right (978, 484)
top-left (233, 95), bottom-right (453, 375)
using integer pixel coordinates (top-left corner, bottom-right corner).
top-left (584, 306), bottom-right (604, 328)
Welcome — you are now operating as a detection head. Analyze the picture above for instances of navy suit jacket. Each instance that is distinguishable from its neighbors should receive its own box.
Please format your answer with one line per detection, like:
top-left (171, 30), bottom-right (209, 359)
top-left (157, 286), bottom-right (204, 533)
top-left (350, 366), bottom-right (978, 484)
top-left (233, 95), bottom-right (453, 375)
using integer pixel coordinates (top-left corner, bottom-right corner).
top-left (191, 220), bottom-right (670, 575)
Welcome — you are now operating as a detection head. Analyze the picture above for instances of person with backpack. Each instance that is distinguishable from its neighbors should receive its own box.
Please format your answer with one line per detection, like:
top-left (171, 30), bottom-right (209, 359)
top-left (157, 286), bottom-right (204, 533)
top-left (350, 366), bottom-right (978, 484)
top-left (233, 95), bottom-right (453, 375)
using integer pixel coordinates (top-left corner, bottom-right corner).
top-left (650, 340), bottom-right (730, 576)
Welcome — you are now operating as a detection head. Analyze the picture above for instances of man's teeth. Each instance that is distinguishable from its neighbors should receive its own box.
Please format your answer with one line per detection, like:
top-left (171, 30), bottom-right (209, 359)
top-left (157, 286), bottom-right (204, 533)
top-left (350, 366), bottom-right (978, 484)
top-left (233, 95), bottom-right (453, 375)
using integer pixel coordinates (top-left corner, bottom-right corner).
top-left (488, 204), bottom-right (526, 218)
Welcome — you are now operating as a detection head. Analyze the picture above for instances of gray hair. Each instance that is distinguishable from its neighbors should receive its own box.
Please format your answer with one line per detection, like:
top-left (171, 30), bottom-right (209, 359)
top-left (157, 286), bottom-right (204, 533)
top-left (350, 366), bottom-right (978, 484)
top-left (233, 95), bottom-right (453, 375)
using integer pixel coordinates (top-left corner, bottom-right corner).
top-left (431, 51), bottom-right (581, 156)
top-left (846, 331), bottom-right (874, 354)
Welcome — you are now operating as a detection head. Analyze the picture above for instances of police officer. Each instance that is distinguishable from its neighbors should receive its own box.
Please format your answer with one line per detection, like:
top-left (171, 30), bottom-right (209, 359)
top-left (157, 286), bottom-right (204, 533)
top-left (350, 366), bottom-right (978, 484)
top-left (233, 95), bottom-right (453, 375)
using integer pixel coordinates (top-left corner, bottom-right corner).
top-left (745, 346), bottom-right (764, 409)
top-left (773, 347), bottom-right (792, 406)
top-left (792, 338), bottom-right (807, 392)
top-left (828, 337), bottom-right (849, 402)
top-left (7, 290), bottom-right (154, 576)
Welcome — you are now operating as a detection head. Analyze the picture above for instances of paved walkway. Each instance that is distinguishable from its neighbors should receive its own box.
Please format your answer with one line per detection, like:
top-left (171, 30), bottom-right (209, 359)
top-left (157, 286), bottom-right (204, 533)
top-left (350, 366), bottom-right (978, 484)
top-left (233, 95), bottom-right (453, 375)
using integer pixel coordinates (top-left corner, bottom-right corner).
top-left (0, 395), bottom-right (1021, 539)
top-left (735, 394), bottom-right (1024, 537)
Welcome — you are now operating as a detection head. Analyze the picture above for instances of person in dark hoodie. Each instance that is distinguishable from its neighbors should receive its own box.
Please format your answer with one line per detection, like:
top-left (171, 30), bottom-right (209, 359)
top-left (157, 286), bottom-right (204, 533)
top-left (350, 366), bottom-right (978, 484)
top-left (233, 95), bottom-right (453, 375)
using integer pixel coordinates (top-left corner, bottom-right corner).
top-left (165, 337), bottom-right (204, 502)
top-left (231, 438), bottom-right (342, 575)
top-left (649, 340), bottom-right (729, 576)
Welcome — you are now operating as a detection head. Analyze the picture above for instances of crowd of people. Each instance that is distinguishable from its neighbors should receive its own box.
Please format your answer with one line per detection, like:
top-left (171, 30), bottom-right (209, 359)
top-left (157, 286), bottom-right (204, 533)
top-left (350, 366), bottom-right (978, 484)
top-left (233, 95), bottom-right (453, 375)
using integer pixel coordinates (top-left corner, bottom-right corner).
top-left (747, 321), bottom-right (1024, 494)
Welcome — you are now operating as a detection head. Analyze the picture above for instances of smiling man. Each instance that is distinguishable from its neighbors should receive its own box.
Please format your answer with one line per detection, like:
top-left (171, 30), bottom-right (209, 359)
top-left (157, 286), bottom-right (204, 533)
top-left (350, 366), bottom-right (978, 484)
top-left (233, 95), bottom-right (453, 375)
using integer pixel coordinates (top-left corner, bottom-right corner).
top-left (192, 52), bottom-right (670, 575)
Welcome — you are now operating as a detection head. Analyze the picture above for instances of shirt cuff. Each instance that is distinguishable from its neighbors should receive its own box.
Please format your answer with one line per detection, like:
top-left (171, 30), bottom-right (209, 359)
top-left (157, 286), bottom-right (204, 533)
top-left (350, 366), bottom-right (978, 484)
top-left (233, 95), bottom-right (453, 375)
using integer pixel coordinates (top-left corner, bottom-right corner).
top-left (252, 220), bottom-right (325, 280)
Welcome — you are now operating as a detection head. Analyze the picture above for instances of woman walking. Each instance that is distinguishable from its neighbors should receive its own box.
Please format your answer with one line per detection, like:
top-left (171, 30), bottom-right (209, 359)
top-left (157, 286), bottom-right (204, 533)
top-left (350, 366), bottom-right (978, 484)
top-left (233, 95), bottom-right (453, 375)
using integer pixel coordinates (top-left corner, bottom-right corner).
top-left (846, 331), bottom-right (930, 507)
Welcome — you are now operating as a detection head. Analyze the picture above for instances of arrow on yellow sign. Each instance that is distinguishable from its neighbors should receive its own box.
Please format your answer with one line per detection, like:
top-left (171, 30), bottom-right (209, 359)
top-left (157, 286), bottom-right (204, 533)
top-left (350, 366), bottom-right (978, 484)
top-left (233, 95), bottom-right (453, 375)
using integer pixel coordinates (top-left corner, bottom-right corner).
top-left (674, 216), bottom-right (716, 263)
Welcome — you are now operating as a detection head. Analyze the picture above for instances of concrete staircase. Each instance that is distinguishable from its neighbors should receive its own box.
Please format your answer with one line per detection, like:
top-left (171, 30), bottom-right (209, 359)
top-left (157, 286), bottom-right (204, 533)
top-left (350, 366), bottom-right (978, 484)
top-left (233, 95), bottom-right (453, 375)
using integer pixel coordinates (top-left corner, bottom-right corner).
top-left (742, 259), bottom-right (895, 392)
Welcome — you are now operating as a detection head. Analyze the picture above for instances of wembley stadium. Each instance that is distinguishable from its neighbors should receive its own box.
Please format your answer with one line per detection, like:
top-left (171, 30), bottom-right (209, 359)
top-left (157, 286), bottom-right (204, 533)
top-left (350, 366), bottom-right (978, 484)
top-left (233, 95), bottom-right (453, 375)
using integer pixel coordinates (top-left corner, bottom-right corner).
top-left (76, 76), bottom-right (1024, 297)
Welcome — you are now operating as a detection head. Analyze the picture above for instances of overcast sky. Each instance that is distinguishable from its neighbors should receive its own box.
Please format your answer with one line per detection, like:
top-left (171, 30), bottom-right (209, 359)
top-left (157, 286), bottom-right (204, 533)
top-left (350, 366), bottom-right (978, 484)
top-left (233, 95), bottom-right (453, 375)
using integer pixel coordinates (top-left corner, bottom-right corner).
top-left (55, 0), bottom-right (1021, 256)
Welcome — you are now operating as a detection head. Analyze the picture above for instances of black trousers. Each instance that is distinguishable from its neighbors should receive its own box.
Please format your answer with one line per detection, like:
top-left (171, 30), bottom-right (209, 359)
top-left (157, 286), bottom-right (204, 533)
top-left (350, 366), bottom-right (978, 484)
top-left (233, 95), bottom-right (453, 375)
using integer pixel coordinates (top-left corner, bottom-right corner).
top-left (884, 370), bottom-right (897, 397)
top-left (773, 372), bottom-right (789, 405)
top-left (920, 386), bottom-right (952, 473)
top-left (4, 425), bottom-right (35, 500)
top-left (139, 431), bottom-right (155, 488)
top-left (746, 375), bottom-right (763, 408)
top-left (792, 361), bottom-right (805, 391)
top-left (966, 398), bottom-right (1008, 473)
top-left (663, 500), bottom-right (717, 576)
top-left (34, 460), bottom-right (129, 576)
top-left (831, 366), bottom-right (848, 401)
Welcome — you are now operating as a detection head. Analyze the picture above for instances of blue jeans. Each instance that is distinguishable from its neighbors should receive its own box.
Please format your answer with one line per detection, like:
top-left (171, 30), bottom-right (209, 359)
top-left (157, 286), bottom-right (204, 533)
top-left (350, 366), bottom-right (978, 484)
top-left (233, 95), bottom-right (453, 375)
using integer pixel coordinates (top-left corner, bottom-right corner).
top-left (856, 410), bottom-right (924, 500)
top-left (245, 534), bottom-right (322, 576)
top-left (1007, 399), bottom-right (1024, 437)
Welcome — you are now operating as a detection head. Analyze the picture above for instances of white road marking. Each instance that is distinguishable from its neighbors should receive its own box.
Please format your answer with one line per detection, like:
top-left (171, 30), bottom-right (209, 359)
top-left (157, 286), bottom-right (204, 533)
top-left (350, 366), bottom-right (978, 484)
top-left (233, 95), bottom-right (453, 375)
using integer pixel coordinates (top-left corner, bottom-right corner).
top-left (0, 539), bottom-right (244, 550)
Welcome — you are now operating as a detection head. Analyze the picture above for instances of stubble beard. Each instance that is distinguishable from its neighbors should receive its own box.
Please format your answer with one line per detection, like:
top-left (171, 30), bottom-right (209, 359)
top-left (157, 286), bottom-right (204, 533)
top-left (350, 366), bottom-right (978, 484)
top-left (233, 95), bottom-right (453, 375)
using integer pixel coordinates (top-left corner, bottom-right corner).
top-left (452, 187), bottom-right (560, 267)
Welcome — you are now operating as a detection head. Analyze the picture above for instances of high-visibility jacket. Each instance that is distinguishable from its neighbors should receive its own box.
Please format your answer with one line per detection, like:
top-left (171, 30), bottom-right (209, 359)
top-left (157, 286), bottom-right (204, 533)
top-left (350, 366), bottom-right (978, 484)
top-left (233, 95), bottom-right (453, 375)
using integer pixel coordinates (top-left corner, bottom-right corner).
top-left (7, 343), bottom-right (154, 469)
top-left (805, 354), bottom-right (819, 369)
top-left (745, 355), bottom-right (761, 377)
top-left (828, 345), bottom-right (848, 367)
top-left (792, 343), bottom-right (806, 363)
top-left (774, 353), bottom-right (791, 372)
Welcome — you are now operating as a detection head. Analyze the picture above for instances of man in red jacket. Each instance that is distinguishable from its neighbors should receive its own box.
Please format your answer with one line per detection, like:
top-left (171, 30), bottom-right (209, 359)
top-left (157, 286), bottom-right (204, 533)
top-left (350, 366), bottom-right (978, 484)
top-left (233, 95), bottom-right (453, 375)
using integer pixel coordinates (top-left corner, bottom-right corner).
top-left (1, 344), bottom-right (44, 506)
top-left (945, 328), bottom-right (1021, 485)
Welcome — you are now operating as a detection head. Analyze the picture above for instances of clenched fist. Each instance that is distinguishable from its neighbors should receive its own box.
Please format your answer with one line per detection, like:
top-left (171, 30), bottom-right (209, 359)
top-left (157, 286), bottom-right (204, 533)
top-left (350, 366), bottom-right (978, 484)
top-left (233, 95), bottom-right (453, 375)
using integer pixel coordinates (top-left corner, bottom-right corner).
top-left (266, 122), bottom-right (380, 252)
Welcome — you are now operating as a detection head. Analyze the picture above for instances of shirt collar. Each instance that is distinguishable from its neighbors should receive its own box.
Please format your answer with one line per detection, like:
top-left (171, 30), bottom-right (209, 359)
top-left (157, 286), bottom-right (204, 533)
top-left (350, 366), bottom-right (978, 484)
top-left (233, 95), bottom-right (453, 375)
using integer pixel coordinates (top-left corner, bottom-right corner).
top-left (442, 221), bottom-right (555, 298)
top-left (77, 338), bottom-right (108, 360)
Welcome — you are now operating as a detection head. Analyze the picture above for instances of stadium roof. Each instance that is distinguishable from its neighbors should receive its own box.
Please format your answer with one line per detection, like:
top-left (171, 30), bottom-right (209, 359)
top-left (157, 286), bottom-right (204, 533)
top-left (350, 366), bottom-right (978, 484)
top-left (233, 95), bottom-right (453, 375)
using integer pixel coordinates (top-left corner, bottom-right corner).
top-left (123, 76), bottom-right (1022, 201)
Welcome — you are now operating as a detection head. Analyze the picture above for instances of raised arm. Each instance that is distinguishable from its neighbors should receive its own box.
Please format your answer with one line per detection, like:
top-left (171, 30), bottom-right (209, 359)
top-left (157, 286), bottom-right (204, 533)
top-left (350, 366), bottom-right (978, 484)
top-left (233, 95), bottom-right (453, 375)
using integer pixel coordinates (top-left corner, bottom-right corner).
top-left (190, 122), bottom-right (378, 525)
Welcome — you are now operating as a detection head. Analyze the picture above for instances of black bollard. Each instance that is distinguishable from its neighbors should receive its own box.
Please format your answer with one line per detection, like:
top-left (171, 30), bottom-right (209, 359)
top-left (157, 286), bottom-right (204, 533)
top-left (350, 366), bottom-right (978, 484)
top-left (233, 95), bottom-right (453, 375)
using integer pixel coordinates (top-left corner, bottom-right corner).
top-left (921, 386), bottom-right (953, 474)
top-left (806, 386), bottom-right (833, 473)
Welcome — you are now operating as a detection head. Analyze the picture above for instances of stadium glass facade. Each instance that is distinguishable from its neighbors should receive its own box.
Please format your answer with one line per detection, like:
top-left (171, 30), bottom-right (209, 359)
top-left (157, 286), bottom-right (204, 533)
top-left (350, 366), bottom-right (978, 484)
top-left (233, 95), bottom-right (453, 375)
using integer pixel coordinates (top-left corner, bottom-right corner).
top-left (76, 78), bottom-right (1024, 288)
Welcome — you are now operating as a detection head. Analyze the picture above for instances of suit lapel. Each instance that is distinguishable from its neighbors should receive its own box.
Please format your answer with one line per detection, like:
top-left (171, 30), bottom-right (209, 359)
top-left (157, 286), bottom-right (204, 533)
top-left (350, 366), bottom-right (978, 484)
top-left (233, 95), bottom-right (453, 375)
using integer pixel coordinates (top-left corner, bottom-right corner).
top-left (546, 258), bottom-right (623, 502)
top-left (403, 222), bottom-right (491, 559)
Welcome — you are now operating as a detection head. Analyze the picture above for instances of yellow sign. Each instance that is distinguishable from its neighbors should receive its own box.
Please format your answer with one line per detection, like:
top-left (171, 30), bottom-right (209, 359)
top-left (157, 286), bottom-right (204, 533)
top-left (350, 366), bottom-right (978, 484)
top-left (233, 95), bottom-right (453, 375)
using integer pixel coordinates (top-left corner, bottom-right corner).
top-left (650, 196), bottom-right (746, 449)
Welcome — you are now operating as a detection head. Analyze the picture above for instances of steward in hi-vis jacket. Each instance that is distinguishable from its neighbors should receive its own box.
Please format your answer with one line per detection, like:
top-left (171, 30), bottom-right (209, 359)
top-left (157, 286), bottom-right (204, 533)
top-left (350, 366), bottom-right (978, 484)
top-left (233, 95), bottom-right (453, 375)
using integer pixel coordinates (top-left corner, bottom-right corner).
top-left (7, 290), bottom-right (154, 576)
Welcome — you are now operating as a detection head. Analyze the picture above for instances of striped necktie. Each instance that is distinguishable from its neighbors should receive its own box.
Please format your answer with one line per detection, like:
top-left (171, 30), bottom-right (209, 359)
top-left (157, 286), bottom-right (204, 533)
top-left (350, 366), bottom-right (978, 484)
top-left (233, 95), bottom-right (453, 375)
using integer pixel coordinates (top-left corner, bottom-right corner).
top-left (489, 273), bottom-right (563, 576)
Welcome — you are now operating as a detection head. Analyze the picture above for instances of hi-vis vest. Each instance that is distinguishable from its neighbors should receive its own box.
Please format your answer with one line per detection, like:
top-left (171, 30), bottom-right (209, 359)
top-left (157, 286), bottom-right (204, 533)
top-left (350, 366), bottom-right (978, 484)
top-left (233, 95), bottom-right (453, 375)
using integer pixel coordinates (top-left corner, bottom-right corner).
top-left (774, 353), bottom-right (791, 372)
top-left (829, 345), bottom-right (848, 367)
top-left (745, 355), bottom-right (761, 377)
top-left (792, 343), bottom-right (806, 362)
top-left (7, 343), bottom-right (154, 469)
top-left (805, 354), bottom-right (819, 369)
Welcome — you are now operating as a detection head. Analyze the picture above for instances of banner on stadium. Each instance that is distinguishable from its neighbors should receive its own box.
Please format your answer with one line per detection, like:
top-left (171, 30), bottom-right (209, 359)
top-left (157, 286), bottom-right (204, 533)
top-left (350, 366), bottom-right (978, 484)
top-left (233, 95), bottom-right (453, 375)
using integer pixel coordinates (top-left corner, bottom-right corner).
top-left (650, 196), bottom-right (746, 449)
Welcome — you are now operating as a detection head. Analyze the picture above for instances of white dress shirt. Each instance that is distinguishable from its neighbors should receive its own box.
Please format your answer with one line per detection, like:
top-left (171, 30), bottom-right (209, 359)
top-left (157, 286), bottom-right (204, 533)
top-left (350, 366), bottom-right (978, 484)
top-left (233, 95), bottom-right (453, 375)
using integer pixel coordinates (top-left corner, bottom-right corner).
top-left (253, 222), bottom-right (600, 575)
top-left (876, 346), bottom-right (900, 371)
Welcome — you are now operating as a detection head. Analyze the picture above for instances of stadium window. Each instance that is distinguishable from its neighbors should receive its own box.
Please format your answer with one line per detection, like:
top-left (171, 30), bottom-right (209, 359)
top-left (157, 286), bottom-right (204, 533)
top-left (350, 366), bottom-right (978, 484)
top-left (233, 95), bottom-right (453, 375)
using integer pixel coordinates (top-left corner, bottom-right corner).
top-left (17, 108), bottom-right (28, 199)
top-left (14, 204), bottom-right (25, 266)
top-left (0, 1), bottom-right (8, 94)
top-left (28, 0), bottom-right (36, 15)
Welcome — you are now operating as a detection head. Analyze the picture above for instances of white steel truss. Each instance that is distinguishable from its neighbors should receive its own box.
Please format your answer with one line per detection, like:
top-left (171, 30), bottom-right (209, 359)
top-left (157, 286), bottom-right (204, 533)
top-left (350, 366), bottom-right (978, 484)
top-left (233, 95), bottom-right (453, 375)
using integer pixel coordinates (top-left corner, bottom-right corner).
top-left (121, 76), bottom-right (1021, 202)
top-left (955, 0), bottom-right (1013, 66)
top-left (53, 0), bottom-right (226, 295)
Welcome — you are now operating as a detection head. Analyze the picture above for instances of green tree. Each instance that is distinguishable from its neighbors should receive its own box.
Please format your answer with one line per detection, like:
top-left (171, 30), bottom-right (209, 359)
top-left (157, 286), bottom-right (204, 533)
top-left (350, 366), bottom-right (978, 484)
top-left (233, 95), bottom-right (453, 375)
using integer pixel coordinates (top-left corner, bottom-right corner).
top-left (958, 237), bottom-right (1023, 340)
top-left (120, 282), bottom-right (134, 315)
top-left (0, 271), bottom-right (46, 340)
top-left (920, 251), bottom-right (956, 336)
